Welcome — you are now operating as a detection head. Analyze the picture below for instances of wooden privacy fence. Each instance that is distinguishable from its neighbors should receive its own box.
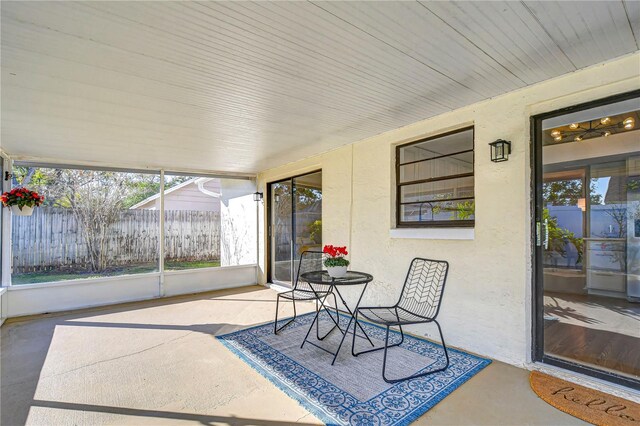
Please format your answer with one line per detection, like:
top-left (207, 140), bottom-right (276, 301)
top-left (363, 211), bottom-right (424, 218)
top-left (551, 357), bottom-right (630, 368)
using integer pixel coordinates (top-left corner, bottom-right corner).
top-left (12, 207), bottom-right (221, 273)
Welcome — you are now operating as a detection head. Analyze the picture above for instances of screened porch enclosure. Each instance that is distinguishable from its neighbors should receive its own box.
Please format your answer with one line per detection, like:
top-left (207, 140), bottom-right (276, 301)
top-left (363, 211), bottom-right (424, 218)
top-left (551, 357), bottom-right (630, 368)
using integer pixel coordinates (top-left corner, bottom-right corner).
top-left (1, 2), bottom-right (639, 423)
top-left (9, 164), bottom-right (258, 286)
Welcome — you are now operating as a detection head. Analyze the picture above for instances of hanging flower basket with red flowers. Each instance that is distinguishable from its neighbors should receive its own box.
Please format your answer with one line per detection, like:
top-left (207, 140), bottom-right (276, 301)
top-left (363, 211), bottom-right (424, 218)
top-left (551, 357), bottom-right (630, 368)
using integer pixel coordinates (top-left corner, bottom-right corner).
top-left (1, 187), bottom-right (44, 216)
top-left (323, 245), bottom-right (350, 278)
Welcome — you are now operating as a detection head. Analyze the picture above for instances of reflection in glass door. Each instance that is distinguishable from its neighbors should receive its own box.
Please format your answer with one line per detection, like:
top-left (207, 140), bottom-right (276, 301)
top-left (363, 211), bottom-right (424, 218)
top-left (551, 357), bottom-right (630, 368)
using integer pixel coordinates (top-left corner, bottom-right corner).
top-left (534, 91), bottom-right (640, 387)
top-left (269, 171), bottom-right (322, 286)
top-left (270, 179), bottom-right (293, 284)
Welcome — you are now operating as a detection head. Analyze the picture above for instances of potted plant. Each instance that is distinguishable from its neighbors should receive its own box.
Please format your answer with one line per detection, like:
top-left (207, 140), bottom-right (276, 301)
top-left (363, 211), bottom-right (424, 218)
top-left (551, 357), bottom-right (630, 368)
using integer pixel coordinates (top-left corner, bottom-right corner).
top-left (323, 244), bottom-right (350, 278)
top-left (1, 187), bottom-right (44, 216)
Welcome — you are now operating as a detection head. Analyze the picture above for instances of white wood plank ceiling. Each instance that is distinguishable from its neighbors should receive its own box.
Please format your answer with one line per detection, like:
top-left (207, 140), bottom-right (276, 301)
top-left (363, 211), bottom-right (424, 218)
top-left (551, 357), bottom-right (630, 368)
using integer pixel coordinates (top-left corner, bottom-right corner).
top-left (1, 1), bottom-right (638, 174)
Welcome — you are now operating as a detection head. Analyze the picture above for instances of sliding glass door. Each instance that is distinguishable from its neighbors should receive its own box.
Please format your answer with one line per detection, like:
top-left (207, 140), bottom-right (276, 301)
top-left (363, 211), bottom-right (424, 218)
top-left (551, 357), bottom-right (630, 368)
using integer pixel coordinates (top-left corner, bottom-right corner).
top-left (533, 91), bottom-right (640, 388)
top-left (269, 171), bottom-right (322, 286)
top-left (270, 179), bottom-right (293, 284)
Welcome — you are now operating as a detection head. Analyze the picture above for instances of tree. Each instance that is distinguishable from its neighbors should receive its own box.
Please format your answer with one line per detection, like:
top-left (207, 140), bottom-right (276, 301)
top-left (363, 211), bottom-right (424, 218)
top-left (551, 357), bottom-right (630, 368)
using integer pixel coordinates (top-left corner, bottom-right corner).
top-left (600, 204), bottom-right (628, 271)
top-left (14, 166), bottom-right (160, 272)
top-left (543, 208), bottom-right (584, 266)
top-left (543, 180), bottom-right (581, 206)
top-left (122, 175), bottom-right (191, 208)
top-left (308, 219), bottom-right (322, 244)
top-left (542, 179), bottom-right (602, 206)
top-left (48, 169), bottom-right (138, 272)
top-left (454, 200), bottom-right (474, 220)
top-left (221, 206), bottom-right (249, 265)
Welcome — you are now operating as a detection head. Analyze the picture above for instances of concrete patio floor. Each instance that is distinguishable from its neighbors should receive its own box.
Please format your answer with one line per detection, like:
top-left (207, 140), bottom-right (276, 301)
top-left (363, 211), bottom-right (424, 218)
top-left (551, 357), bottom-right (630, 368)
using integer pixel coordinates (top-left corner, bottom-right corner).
top-left (1, 285), bottom-right (586, 426)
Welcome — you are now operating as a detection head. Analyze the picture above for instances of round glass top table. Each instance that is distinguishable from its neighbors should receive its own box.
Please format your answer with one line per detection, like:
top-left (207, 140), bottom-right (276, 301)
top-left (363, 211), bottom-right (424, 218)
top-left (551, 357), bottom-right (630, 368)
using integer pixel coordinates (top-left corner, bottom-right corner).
top-left (299, 270), bottom-right (374, 365)
top-left (300, 270), bottom-right (373, 286)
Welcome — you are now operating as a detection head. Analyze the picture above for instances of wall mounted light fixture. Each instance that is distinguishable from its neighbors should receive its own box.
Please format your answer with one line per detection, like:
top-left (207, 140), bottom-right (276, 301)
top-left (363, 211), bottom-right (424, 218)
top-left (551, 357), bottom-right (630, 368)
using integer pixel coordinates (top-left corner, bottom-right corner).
top-left (253, 192), bottom-right (263, 202)
top-left (489, 139), bottom-right (511, 162)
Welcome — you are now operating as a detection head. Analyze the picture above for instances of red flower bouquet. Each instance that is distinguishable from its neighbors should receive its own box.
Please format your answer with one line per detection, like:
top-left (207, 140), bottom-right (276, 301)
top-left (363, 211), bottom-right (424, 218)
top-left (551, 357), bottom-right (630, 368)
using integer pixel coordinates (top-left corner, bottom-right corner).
top-left (323, 245), bottom-right (350, 268)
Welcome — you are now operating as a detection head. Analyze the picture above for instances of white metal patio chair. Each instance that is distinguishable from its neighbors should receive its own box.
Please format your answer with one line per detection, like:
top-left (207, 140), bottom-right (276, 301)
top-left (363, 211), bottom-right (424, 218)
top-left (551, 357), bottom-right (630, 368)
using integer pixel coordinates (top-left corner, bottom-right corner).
top-left (274, 250), bottom-right (340, 336)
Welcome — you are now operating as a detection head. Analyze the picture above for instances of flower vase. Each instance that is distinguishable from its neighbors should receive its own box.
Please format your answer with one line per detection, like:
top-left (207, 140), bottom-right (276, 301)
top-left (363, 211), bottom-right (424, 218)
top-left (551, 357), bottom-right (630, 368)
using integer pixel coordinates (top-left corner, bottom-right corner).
top-left (11, 205), bottom-right (34, 216)
top-left (326, 265), bottom-right (347, 278)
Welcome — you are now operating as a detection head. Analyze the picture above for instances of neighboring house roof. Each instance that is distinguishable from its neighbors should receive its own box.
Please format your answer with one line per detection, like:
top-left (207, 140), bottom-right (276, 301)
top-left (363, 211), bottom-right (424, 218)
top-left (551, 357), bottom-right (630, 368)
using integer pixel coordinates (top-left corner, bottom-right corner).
top-left (129, 177), bottom-right (220, 209)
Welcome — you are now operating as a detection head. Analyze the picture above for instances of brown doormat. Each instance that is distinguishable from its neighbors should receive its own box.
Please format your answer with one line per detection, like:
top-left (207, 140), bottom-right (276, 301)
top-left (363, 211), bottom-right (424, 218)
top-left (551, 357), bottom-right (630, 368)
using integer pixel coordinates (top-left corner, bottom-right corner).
top-left (530, 371), bottom-right (639, 426)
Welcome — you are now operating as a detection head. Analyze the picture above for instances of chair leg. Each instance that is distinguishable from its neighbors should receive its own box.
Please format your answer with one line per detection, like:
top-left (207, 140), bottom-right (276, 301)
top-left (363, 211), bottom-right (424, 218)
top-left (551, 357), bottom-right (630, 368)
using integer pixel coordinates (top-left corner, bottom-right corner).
top-left (381, 320), bottom-right (449, 384)
top-left (352, 314), bottom-right (404, 357)
top-left (315, 299), bottom-right (319, 337)
top-left (273, 294), bottom-right (280, 334)
top-left (274, 295), bottom-right (297, 335)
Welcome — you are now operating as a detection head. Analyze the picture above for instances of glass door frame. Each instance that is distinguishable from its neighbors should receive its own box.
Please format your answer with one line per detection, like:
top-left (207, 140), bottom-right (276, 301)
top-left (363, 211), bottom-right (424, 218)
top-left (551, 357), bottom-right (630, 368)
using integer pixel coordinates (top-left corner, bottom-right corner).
top-left (531, 89), bottom-right (640, 390)
top-left (266, 169), bottom-right (322, 286)
top-left (0, 153), bottom-right (9, 287)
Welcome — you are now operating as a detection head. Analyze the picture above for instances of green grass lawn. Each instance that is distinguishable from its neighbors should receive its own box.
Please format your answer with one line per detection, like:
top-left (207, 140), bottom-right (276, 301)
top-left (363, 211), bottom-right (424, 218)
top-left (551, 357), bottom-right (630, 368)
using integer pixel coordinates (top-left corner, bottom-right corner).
top-left (12, 260), bottom-right (221, 285)
top-left (165, 260), bottom-right (221, 270)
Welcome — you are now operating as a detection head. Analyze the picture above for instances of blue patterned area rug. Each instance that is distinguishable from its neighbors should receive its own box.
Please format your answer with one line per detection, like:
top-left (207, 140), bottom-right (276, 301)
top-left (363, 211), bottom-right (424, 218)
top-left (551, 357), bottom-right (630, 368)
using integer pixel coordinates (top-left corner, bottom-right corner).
top-left (217, 311), bottom-right (491, 426)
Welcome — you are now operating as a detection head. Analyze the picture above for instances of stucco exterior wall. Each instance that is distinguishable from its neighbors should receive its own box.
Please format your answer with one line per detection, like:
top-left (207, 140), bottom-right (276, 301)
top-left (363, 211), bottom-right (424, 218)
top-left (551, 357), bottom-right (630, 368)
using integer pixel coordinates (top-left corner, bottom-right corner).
top-left (220, 179), bottom-right (258, 267)
top-left (257, 53), bottom-right (640, 368)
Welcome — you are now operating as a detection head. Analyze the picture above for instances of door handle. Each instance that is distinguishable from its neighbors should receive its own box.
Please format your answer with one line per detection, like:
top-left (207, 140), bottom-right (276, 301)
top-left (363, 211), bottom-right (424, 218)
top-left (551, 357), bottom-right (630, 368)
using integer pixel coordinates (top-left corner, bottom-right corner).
top-left (536, 220), bottom-right (549, 249)
top-left (543, 219), bottom-right (549, 250)
top-left (288, 240), bottom-right (294, 282)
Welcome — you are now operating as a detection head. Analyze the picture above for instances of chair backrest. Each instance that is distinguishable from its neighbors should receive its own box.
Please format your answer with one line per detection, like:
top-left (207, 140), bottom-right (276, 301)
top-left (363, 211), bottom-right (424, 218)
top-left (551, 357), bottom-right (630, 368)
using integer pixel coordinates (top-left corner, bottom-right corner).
top-left (396, 258), bottom-right (449, 319)
top-left (293, 250), bottom-right (326, 292)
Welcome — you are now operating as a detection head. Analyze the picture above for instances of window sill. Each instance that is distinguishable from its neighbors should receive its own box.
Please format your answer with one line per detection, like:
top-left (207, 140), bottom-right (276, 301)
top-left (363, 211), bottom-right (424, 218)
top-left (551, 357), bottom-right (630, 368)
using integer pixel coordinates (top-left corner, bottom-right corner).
top-left (6, 265), bottom-right (259, 289)
top-left (389, 227), bottom-right (474, 240)
top-left (7, 272), bottom-right (162, 290)
top-left (163, 264), bottom-right (257, 275)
